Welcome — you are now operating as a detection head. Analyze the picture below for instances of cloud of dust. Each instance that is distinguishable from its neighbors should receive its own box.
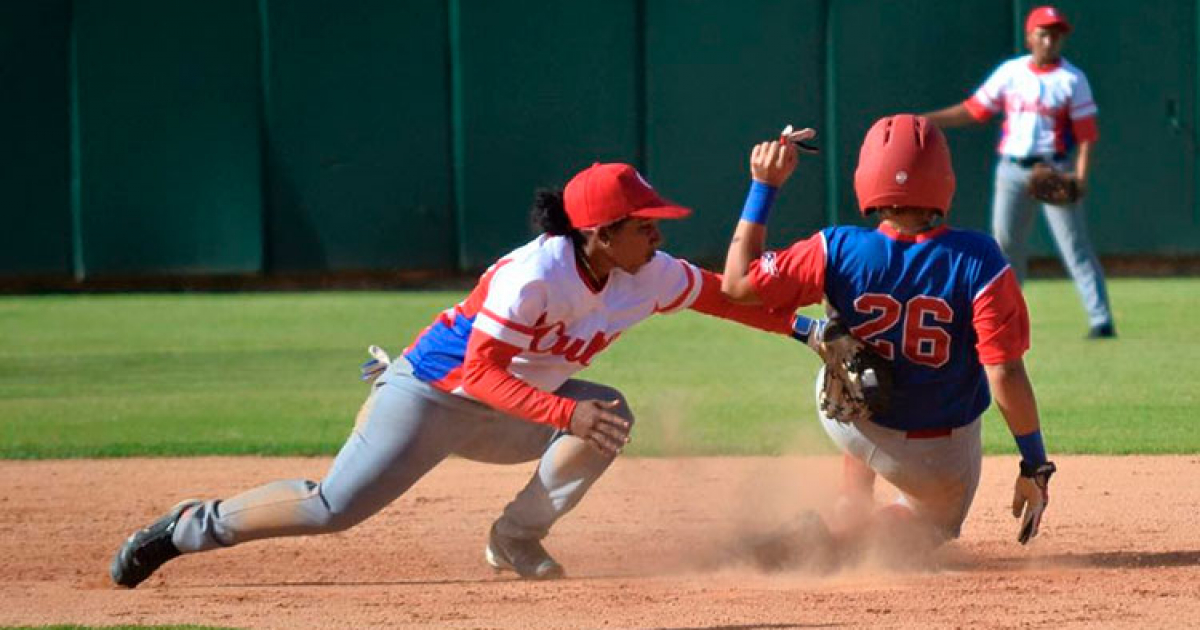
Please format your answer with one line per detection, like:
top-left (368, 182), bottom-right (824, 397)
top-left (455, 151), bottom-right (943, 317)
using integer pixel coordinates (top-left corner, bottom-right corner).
top-left (633, 397), bottom-right (959, 580)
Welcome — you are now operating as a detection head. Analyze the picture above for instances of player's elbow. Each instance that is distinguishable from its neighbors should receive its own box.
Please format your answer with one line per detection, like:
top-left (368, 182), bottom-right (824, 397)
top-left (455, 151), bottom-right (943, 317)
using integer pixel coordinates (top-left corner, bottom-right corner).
top-left (459, 360), bottom-right (489, 398)
top-left (984, 358), bottom-right (1028, 385)
top-left (720, 276), bottom-right (759, 304)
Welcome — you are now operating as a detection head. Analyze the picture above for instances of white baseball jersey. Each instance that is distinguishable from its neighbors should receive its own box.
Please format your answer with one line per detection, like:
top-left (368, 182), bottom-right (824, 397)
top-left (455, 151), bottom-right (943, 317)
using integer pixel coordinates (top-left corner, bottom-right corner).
top-left (964, 55), bottom-right (1098, 157)
top-left (403, 234), bottom-right (703, 396)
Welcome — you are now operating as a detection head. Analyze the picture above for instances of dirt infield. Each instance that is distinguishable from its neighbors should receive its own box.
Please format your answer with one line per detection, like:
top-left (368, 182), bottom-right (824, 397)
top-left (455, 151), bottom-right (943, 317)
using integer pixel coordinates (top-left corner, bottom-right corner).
top-left (3, 455), bottom-right (1199, 629)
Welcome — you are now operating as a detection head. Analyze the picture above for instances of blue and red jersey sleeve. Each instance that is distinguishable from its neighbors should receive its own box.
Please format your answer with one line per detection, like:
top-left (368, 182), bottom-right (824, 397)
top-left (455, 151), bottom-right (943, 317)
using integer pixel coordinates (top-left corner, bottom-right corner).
top-left (971, 267), bottom-right (1030, 364)
top-left (746, 232), bottom-right (828, 312)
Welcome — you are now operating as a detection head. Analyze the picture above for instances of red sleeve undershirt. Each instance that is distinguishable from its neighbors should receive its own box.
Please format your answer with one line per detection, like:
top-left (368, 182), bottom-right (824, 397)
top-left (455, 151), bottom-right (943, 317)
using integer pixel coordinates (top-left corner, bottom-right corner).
top-left (963, 96), bottom-right (995, 122)
top-left (746, 234), bottom-right (828, 313)
top-left (460, 330), bottom-right (576, 430)
top-left (1072, 115), bottom-right (1099, 143)
top-left (687, 269), bottom-right (793, 335)
top-left (972, 268), bottom-right (1031, 365)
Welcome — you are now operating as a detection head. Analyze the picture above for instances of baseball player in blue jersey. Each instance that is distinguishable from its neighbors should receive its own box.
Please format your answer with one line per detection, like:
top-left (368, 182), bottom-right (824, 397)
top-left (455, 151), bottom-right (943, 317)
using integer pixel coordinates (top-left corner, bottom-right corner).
top-left (722, 115), bottom-right (1056, 552)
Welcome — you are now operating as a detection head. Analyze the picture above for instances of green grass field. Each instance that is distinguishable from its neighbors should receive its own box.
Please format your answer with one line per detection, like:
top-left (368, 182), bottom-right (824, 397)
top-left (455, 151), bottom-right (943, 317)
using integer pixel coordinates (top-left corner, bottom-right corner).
top-left (1, 278), bottom-right (1196, 459)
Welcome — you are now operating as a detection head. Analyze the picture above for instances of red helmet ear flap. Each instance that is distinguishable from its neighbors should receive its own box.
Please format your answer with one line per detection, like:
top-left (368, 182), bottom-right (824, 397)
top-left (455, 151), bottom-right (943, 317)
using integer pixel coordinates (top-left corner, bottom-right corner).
top-left (854, 114), bottom-right (955, 216)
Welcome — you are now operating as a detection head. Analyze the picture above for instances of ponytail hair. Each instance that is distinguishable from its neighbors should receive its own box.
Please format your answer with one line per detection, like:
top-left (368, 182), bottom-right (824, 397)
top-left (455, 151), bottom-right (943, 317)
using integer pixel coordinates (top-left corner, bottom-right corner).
top-left (530, 188), bottom-right (583, 244)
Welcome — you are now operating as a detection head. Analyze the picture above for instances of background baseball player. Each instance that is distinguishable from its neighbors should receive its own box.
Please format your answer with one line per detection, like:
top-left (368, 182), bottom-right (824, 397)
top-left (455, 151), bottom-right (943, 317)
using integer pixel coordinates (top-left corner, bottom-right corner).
top-left (923, 5), bottom-right (1115, 339)
top-left (110, 161), bottom-right (796, 587)
top-left (721, 115), bottom-right (1056, 555)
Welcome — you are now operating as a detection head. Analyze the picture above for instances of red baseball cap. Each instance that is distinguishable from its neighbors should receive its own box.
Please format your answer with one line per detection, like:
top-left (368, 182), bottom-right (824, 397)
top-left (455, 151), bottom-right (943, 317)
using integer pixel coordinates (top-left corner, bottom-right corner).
top-left (563, 163), bottom-right (692, 229)
top-left (1026, 6), bottom-right (1072, 33)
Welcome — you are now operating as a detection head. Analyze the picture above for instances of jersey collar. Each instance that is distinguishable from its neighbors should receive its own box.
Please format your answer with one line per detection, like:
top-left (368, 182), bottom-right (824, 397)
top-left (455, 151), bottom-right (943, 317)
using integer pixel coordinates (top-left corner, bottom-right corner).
top-left (1028, 59), bottom-right (1062, 74)
top-left (877, 223), bottom-right (950, 243)
top-left (572, 245), bottom-right (607, 294)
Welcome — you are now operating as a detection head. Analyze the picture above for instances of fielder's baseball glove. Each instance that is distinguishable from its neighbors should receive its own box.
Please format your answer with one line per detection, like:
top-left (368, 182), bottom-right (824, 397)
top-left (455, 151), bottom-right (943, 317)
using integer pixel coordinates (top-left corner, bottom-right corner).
top-left (815, 321), bottom-right (894, 423)
top-left (1027, 163), bottom-right (1082, 205)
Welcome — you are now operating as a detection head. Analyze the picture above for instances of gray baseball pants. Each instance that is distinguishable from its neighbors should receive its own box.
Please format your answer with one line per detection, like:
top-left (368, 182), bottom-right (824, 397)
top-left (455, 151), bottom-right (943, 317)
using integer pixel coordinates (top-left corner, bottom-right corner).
top-left (816, 370), bottom-right (982, 540)
top-left (991, 158), bottom-right (1113, 328)
top-left (171, 357), bottom-right (631, 552)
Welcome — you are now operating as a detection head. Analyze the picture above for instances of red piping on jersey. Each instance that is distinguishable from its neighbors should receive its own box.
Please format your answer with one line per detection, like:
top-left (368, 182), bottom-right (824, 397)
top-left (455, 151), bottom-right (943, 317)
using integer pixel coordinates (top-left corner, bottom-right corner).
top-left (479, 306), bottom-right (538, 335)
top-left (877, 223), bottom-right (950, 243)
top-left (1028, 60), bottom-right (1062, 74)
top-left (655, 260), bottom-right (698, 313)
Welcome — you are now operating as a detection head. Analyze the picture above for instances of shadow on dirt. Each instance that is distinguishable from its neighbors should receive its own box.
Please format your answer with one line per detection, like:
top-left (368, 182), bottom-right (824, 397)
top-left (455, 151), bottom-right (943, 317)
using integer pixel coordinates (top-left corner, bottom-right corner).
top-left (1043, 550), bottom-right (1200, 569)
top-left (945, 549), bottom-right (1200, 573)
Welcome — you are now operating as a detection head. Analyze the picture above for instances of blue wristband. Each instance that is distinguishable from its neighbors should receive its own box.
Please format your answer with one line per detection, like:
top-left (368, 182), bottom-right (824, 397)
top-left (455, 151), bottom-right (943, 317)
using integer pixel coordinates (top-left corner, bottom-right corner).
top-left (740, 181), bottom-right (778, 225)
top-left (790, 314), bottom-right (821, 344)
top-left (1014, 430), bottom-right (1047, 465)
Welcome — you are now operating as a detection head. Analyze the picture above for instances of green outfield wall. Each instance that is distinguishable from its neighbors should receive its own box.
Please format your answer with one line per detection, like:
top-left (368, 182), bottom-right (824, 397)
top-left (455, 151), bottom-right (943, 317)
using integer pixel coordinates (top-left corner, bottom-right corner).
top-left (2, 0), bottom-right (1196, 281)
top-left (0, 1), bottom-right (71, 276)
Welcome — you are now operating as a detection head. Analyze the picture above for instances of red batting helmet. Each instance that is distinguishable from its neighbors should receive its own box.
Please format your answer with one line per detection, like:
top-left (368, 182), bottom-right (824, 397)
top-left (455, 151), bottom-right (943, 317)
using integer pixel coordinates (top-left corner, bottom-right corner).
top-left (853, 114), bottom-right (955, 216)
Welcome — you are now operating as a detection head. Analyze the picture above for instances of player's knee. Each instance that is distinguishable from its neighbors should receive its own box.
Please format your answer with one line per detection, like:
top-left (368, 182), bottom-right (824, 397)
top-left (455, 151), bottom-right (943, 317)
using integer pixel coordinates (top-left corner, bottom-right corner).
top-left (318, 510), bottom-right (368, 534)
top-left (591, 385), bottom-right (636, 427)
top-left (308, 482), bottom-right (374, 534)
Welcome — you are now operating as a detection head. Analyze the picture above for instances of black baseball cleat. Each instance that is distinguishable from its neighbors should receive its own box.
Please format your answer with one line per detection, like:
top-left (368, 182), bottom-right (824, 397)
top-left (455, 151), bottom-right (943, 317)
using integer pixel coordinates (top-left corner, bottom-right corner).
top-left (485, 521), bottom-right (565, 580)
top-left (110, 500), bottom-right (200, 588)
top-left (1086, 323), bottom-right (1116, 339)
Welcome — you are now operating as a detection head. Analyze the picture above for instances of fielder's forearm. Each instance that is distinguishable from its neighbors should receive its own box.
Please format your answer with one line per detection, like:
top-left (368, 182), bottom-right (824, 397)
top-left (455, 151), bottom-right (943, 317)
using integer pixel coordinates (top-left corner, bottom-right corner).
top-left (922, 104), bottom-right (978, 129)
top-left (690, 269), bottom-right (791, 334)
top-left (461, 331), bottom-right (576, 430)
top-left (1075, 141), bottom-right (1092, 183)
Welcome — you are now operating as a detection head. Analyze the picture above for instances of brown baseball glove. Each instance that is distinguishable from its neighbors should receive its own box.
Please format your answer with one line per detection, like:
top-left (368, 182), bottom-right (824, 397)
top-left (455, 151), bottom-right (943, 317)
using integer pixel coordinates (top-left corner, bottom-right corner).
top-left (1028, 163), bottom-right (1082, 205)
top-left (815, 321), bottom-right (894, 423)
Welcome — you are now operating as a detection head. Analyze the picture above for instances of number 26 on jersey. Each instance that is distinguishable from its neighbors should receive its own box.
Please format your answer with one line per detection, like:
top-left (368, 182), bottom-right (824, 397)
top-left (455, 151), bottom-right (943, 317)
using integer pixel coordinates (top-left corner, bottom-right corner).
top-left (848, 293), bottom-right (953, 367)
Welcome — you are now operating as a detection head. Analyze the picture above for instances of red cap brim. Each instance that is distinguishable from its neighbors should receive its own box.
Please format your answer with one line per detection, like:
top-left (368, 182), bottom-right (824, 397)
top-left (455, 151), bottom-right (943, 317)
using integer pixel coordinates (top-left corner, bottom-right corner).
top-left (629, 205), bottom-right (693, 220)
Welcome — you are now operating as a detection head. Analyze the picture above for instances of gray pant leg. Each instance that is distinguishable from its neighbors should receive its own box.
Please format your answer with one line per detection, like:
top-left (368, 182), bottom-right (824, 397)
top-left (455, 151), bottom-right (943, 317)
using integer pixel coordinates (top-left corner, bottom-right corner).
top-left (992, 160), bottom-right (1039, 284)
top-left (486, 379), bottom-right (634, 541)
top-left (814, 369), bottom-right (982, 540)
top-left (1043, 199), bottom-right (1114, 327)
top-left (173, 359), bottom-right (528, 552)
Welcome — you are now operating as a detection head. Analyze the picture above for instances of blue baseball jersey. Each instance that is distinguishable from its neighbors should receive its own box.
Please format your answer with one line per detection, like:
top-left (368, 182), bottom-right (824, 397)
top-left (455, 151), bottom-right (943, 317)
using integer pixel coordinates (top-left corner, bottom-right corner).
top-left (750, 223), bottom-right (1030, 432)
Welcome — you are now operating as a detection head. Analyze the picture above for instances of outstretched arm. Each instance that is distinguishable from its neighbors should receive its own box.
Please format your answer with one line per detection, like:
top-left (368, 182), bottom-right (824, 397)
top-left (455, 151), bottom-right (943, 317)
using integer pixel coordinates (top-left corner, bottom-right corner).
top-left (985, 358), bottom-right (1056, 545)
top-left (973, 268), bottom-right (1054, 544)
top-left (687, 269), bottom-right (793, 334)
top-left (921, 103), bottom-right (979, 129)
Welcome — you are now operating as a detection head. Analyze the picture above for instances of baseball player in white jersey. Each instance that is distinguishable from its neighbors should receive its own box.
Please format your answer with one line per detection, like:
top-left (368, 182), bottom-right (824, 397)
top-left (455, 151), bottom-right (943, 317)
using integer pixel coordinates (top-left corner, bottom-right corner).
top-left (110, 161), bottom-right (795, 587)
top-left (924, 5), bottom-right (1116, 339)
